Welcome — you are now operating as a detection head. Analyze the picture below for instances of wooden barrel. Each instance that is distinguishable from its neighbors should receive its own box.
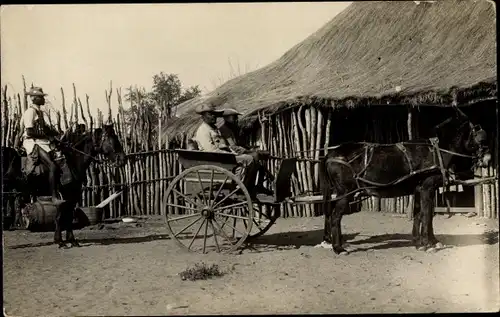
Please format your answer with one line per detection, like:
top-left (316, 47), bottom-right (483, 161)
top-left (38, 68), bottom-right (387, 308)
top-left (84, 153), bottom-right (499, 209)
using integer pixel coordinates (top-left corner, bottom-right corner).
top-left (27, 198), bottom-right (62, 232)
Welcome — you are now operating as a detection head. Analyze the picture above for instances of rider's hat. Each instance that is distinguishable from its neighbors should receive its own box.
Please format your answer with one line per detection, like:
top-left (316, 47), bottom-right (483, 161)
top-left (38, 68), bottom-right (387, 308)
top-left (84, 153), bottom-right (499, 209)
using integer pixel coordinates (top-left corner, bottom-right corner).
top-left (195, 102), bottom-right (224, 115)
top-left (25, 87), bottom-right (48, 97)
top-left (221, 108), bottom-right (242, 116)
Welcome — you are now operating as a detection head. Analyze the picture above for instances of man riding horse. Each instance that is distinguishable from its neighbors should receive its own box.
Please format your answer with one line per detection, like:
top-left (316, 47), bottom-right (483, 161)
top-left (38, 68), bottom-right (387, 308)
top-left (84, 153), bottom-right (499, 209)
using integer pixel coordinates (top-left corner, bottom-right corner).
top-left (19, 87), bottom-right (63, 203)
top-left (8, 86), bottom-right (126, 247)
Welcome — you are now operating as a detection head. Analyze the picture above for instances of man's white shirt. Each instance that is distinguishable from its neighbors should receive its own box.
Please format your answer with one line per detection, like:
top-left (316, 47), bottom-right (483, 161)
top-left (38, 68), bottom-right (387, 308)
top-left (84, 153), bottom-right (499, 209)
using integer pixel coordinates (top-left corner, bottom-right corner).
top-left (21, 106), bottom-right (52, 154)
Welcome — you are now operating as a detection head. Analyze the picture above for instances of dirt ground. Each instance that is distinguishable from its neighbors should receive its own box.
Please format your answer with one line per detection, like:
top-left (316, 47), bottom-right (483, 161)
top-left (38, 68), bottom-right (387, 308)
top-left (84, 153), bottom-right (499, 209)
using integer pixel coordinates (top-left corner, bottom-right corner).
top-left (3, 211), bottom-right (499, 316)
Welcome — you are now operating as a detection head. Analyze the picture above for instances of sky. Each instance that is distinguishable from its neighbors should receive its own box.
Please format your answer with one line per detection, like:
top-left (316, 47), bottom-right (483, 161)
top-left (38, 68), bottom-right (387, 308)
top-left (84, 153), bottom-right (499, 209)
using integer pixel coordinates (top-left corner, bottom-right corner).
top-left (1, 2), bottom-right (351, 119)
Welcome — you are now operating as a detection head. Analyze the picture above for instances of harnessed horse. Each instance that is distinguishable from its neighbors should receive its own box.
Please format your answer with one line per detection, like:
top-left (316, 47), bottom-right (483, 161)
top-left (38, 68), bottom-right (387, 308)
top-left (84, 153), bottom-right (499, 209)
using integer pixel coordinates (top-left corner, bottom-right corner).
top-left (319, 106), bottom-right (491, 255)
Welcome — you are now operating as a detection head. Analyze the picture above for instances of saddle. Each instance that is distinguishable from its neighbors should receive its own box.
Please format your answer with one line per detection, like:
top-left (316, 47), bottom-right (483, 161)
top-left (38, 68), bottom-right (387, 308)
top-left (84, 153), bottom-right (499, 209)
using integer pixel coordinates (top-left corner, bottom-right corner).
top-left (21, 146), bottom-right (74, 185)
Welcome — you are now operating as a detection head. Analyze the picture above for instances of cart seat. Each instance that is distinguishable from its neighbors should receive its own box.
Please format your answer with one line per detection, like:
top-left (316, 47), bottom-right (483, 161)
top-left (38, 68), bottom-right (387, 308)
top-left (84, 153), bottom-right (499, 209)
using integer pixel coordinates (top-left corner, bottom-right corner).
top-left (176, 149), bottom-right (239, 171)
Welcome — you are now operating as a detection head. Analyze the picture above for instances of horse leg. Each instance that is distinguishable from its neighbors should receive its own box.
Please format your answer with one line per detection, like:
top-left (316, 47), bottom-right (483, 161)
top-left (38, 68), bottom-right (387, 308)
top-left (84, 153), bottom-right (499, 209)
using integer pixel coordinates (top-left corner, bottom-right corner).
top-left (54, 202), bottom-right (65, 248)
top-left (331, 197), bottom-right (349, 255)
top-left (412, 188), bottom-right (423, 249)
top-left (63, 199), bottom-right (80, 247)
top-left (419, 176), bottom-right (442, 251)
top-left (322, 201), bottom-right (335, 244)
top-left (64, 200), bottom-right (80, 248)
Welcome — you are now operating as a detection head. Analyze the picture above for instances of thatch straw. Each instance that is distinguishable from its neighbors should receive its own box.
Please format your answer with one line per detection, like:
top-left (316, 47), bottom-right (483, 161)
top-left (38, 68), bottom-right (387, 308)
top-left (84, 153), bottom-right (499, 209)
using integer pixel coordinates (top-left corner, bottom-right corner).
top-left (163, 0), bottom-right (496, 141)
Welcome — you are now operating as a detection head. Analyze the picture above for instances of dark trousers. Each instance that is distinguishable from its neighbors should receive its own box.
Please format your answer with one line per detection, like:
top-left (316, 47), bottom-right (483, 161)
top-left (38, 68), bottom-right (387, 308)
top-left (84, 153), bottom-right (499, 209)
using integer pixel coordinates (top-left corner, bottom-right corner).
top-left (34, 146), bottom-right (58, 200)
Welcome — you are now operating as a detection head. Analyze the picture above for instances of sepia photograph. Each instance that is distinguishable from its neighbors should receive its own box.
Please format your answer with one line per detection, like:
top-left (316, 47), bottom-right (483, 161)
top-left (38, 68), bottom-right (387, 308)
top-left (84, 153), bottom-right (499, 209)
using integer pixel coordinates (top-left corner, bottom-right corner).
top-left (1, 1), bottom-right (498, 315)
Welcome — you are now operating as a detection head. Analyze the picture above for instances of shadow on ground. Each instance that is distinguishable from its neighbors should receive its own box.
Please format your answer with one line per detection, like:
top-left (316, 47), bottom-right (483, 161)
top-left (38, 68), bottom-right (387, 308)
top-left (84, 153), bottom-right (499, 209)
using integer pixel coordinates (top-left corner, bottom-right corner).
top-left (248, 229), bottom-right (499, 253)
top-left (7, 222), bottom-right (498, 253)
top-left (8, 234), bottom-right (172, 249)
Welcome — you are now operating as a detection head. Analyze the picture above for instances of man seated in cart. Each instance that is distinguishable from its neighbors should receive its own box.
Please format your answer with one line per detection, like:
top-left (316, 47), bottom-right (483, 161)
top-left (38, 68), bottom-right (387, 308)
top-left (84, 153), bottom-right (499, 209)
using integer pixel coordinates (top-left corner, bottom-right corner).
top-left (219, 108), bottom-right (274, 184)
top-left (217, 108), bottom-right (247, 155)
top-left (193, 103), bottom-right (256, 183)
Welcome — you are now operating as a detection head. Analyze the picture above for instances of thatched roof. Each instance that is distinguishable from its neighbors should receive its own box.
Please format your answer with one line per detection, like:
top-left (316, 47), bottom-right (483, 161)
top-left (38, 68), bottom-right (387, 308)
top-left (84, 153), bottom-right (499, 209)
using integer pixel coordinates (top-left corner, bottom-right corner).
top-left (164, 0), bottom-right (497, 140)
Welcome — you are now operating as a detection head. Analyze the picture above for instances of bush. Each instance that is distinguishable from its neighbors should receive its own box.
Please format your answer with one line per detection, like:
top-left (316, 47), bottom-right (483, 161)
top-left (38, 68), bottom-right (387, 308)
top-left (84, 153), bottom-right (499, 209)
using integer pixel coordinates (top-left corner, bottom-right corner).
top-left (179, 262), bottom-right (226, 281)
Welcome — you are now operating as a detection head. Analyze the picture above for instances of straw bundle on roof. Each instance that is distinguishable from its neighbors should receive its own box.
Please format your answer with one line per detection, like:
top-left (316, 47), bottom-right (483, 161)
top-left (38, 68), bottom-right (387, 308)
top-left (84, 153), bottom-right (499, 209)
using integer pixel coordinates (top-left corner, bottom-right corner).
top-left (163, 0), bottom-right (496, 140)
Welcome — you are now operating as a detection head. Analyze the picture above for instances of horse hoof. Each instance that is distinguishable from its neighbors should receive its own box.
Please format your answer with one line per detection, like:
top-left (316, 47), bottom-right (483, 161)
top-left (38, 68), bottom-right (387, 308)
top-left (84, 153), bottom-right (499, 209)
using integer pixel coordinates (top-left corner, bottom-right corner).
top-left (426, 247), bottom-right (437, 253)
top-left (333, 247), bottom-right (348, 255)
top-left (71, 241), bottom-right (81, 248)
top-left (417, 246), bottom-right (427, 251)
top-left (58, 243), bottom-right (69, 249)
top-left (435, 242), bottom-right (445, 249)
top-left (314, 241), bottom-right (332, 249)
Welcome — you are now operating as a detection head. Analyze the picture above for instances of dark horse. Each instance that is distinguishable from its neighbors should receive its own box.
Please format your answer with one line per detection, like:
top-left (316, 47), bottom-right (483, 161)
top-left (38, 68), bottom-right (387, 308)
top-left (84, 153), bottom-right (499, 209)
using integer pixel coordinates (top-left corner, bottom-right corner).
top-left (319, 106), bottom-right (491, 255)
top-left (2, 146), bottom-right (23, 229)
top-left (2, 123), bottom-right (126, 248)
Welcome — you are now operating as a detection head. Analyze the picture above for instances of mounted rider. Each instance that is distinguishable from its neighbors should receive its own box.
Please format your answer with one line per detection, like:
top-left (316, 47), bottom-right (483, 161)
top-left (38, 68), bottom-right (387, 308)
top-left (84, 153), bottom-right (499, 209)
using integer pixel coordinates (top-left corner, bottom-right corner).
top-left (20, 87), bottom-right (63, 203)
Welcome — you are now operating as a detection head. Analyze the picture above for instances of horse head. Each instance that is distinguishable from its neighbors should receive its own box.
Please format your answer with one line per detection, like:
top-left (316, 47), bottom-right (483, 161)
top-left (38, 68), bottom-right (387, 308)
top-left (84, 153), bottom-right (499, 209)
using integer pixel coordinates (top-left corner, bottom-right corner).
top-left (434, 105), bottom-right (491, 169)
top-left (62, 124), bottom-right (126, 168)
top-left (92, 123), bottom-right (126, 167)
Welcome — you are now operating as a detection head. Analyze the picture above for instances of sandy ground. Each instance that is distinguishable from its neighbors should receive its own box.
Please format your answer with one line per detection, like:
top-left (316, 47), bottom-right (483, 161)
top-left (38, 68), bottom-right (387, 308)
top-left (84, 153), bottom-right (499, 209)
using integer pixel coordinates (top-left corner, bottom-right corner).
top-left (3, 211), bottom-right (499, 316)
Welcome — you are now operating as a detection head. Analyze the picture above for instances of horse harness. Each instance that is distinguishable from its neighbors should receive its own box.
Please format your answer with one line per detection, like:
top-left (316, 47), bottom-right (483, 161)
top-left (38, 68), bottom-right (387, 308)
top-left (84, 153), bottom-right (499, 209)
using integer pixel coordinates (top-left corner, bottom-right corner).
top-left (326, 138), bottom-right (476, 193)
top-left (60, 130), bottom-right (119, 168)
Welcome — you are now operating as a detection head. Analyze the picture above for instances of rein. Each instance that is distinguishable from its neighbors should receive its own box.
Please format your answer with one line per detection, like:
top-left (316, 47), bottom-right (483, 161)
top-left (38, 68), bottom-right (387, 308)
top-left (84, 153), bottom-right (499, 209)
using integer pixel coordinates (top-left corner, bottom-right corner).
top-left (60, 133), bottom-right (118, 168)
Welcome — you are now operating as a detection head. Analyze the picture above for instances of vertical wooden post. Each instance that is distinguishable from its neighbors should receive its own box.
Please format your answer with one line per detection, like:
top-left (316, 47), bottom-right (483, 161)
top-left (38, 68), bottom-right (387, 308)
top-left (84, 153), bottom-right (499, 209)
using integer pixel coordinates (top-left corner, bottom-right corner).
top-left (475, 167), bottom-right (484, 217)
top-left (407, 106), bottom-right (414, 219)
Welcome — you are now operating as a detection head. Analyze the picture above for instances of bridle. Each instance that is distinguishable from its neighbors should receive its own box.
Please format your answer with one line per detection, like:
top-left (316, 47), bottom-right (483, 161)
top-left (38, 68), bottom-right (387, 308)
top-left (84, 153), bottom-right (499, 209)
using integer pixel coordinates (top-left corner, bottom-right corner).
top-left (431, 114), bottom-right (489, 186)
top-left (60, 130), bottom-right (121, 168)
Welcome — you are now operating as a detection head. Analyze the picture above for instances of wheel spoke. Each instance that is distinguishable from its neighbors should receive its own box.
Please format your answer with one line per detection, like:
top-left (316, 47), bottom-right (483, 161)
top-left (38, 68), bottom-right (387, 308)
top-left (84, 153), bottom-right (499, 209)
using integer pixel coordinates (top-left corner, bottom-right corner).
top-left (172, 188), bottom-right (204, 209)
top-left (173, 216), bottom-right (203, 238)
top-left (216, 215), bottom-right (230, 230)
top-left (213, 201), bottom-right (248, 212)
top-left (196, 171), bottom-right (208, 206)
top-left (232, 218), bottom-right (237, 238)
top-left (212, 218), bottom-right (237, 245)
top-left (187, 218), bottom-right (206, 250)
top-left (167, 213), bottom-right (201, 223)
top-left (212, 187), bottom-right (241, 209)
top-left (215, 211), bottom-right (250, 221)
top-left (203, 218), bottom-right (209, 254)
top-left (209, 220), bottom-right (221, 252)
top-left (208, 170), bottom-right (215, 202)
top-left (216, 216), bottom-right (246, 238)
top-left (211, 175), bottom-right (229, 208)
top-left (164, 202), bottom-right (200, 212)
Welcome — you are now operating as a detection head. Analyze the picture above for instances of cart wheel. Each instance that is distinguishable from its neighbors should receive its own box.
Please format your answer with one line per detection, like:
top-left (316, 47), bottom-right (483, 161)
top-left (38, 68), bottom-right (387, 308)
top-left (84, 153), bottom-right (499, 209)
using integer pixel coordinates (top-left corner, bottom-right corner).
top-left (164, 165), bottom-right (254, 254)
top-left (244, 203), bottom-right (279, 239)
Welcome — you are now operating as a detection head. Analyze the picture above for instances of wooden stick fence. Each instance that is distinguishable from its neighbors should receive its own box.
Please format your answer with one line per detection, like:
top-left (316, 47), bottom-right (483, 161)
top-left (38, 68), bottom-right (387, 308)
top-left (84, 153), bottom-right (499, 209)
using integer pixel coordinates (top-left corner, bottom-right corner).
top-left (2, 80), bottom-right (498, 219)
top-left (256, 105), bottom-right (498, 219)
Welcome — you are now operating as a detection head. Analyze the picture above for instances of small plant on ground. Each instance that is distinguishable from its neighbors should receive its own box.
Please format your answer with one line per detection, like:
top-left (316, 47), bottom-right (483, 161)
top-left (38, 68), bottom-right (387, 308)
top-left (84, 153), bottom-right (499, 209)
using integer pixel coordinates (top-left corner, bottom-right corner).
top-left (179, 262), bottom-right (226, 281)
